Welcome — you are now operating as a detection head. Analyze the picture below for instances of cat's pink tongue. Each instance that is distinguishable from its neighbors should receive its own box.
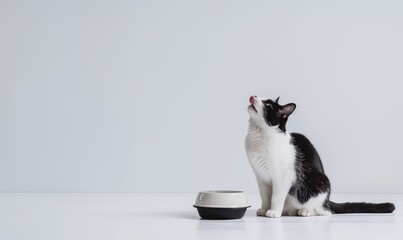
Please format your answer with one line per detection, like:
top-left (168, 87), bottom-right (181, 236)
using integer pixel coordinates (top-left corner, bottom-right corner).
top-left (249, 96), bottom-right (255, 104)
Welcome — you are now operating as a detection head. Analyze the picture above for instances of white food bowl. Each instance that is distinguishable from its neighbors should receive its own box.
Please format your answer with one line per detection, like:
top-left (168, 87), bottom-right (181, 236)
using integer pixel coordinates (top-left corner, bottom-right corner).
top-left (193, 190), bottom-right (250, 219)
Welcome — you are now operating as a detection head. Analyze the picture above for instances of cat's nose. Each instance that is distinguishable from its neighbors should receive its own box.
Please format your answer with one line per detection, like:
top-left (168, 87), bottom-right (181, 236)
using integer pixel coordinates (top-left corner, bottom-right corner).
top-left (249, 96), bottom-right (255, 104)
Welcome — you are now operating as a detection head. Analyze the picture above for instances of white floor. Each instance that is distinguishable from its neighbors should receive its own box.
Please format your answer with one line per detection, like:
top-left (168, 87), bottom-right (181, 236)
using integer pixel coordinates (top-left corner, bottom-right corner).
top-left (0, 193), bottom-right (401, 240)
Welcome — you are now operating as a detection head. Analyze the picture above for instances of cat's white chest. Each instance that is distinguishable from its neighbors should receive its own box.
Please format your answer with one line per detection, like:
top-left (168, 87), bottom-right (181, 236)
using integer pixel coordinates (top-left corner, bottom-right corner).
top-left (245, 126), bottom-right (296, 183)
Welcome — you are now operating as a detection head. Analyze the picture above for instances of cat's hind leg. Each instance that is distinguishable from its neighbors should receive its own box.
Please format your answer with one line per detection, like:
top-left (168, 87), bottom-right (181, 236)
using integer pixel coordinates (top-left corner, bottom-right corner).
top-left (297, 207), bottom-right (331, 216)
top-left (297, 208), bottom-right (313, 217)
top-left (314, 207), bottom-right (332, 216)
top-left (297, 193), bottom-right (331, 217)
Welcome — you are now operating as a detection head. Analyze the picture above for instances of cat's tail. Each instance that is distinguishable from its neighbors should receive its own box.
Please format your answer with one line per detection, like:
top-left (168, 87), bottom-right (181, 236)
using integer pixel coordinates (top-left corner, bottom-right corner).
top-left (329, 201), bottom-right (395, 214)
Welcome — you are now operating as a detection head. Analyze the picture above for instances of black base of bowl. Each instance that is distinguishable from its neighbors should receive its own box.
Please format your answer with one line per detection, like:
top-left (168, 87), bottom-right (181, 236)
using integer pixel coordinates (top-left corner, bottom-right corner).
top-left (194, 206), bottom-right (249, 220)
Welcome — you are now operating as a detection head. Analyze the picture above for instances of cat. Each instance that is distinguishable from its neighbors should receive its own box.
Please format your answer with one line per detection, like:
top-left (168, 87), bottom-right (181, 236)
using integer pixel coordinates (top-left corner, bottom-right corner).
top-left (245, 95), bottom-right (395, 218)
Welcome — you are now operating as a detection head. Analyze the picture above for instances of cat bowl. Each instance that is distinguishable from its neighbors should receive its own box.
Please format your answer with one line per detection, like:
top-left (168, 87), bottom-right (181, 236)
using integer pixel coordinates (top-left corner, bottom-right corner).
top-left (193, 190), bottom-right (251, 219)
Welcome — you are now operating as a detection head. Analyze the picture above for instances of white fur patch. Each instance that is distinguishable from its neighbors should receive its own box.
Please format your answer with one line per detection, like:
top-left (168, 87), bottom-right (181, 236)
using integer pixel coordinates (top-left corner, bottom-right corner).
top-left (245, 124), bottom-right (297, 184)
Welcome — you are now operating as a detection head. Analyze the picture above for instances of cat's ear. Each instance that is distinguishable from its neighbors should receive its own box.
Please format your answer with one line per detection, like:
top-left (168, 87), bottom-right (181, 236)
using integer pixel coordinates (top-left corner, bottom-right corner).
top-left (275, 96), bottom-right (280, 103)
top-left (278, 103), bottom-right (296, 118)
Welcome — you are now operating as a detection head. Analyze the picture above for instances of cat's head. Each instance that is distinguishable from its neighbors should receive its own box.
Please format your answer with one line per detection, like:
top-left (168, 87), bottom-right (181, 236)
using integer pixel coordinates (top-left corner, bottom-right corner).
top-left (247, 96), bottom-right (296, 132)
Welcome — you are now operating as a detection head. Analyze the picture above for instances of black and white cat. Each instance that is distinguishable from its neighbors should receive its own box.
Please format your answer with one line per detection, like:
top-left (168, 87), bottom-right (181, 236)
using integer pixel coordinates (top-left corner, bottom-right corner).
top-left (245, 95), bottom-right (395, 218)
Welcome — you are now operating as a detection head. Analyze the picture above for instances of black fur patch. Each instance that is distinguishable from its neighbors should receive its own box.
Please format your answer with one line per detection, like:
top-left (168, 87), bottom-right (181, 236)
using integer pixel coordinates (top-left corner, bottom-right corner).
top-left (288, 133), bottom-right (331, 204)
top-left (291, 133), bottom-right (325, 173)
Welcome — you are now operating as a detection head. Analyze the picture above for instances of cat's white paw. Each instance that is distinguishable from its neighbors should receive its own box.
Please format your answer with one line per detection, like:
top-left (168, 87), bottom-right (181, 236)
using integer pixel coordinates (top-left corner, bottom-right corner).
top-left (265, 209), bottom-right (282, 218)
top-left (257, 208), bottom-right (267, 216)
top-left (315, 208), bottom-right (332, 216)
top-left (297, 208), bottom-right (312, 217)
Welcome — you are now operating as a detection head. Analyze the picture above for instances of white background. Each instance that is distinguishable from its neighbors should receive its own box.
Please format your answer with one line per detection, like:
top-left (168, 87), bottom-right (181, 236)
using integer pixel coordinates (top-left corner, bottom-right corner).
top-left (0, 0), bottom-right (402, 193)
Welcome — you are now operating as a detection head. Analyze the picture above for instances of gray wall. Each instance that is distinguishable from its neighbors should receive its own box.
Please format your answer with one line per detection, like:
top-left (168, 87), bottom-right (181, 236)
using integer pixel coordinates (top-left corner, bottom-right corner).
top-left (1, 0), bottom-right (402, 193)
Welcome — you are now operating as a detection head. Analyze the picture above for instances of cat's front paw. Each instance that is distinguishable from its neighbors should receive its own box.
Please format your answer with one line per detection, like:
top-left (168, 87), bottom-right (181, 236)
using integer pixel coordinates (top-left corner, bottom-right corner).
top-left (256, 208), bottom-right (267, 216)
top-left (265, 209), bottom-right (281, 218)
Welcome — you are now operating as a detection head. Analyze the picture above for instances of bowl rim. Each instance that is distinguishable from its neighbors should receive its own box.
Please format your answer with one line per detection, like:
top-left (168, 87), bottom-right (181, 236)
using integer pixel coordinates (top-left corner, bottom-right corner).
top-left (194, 190), bottom-right (250, 208)
top-left (199, 190), bottom-right (245, 194)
